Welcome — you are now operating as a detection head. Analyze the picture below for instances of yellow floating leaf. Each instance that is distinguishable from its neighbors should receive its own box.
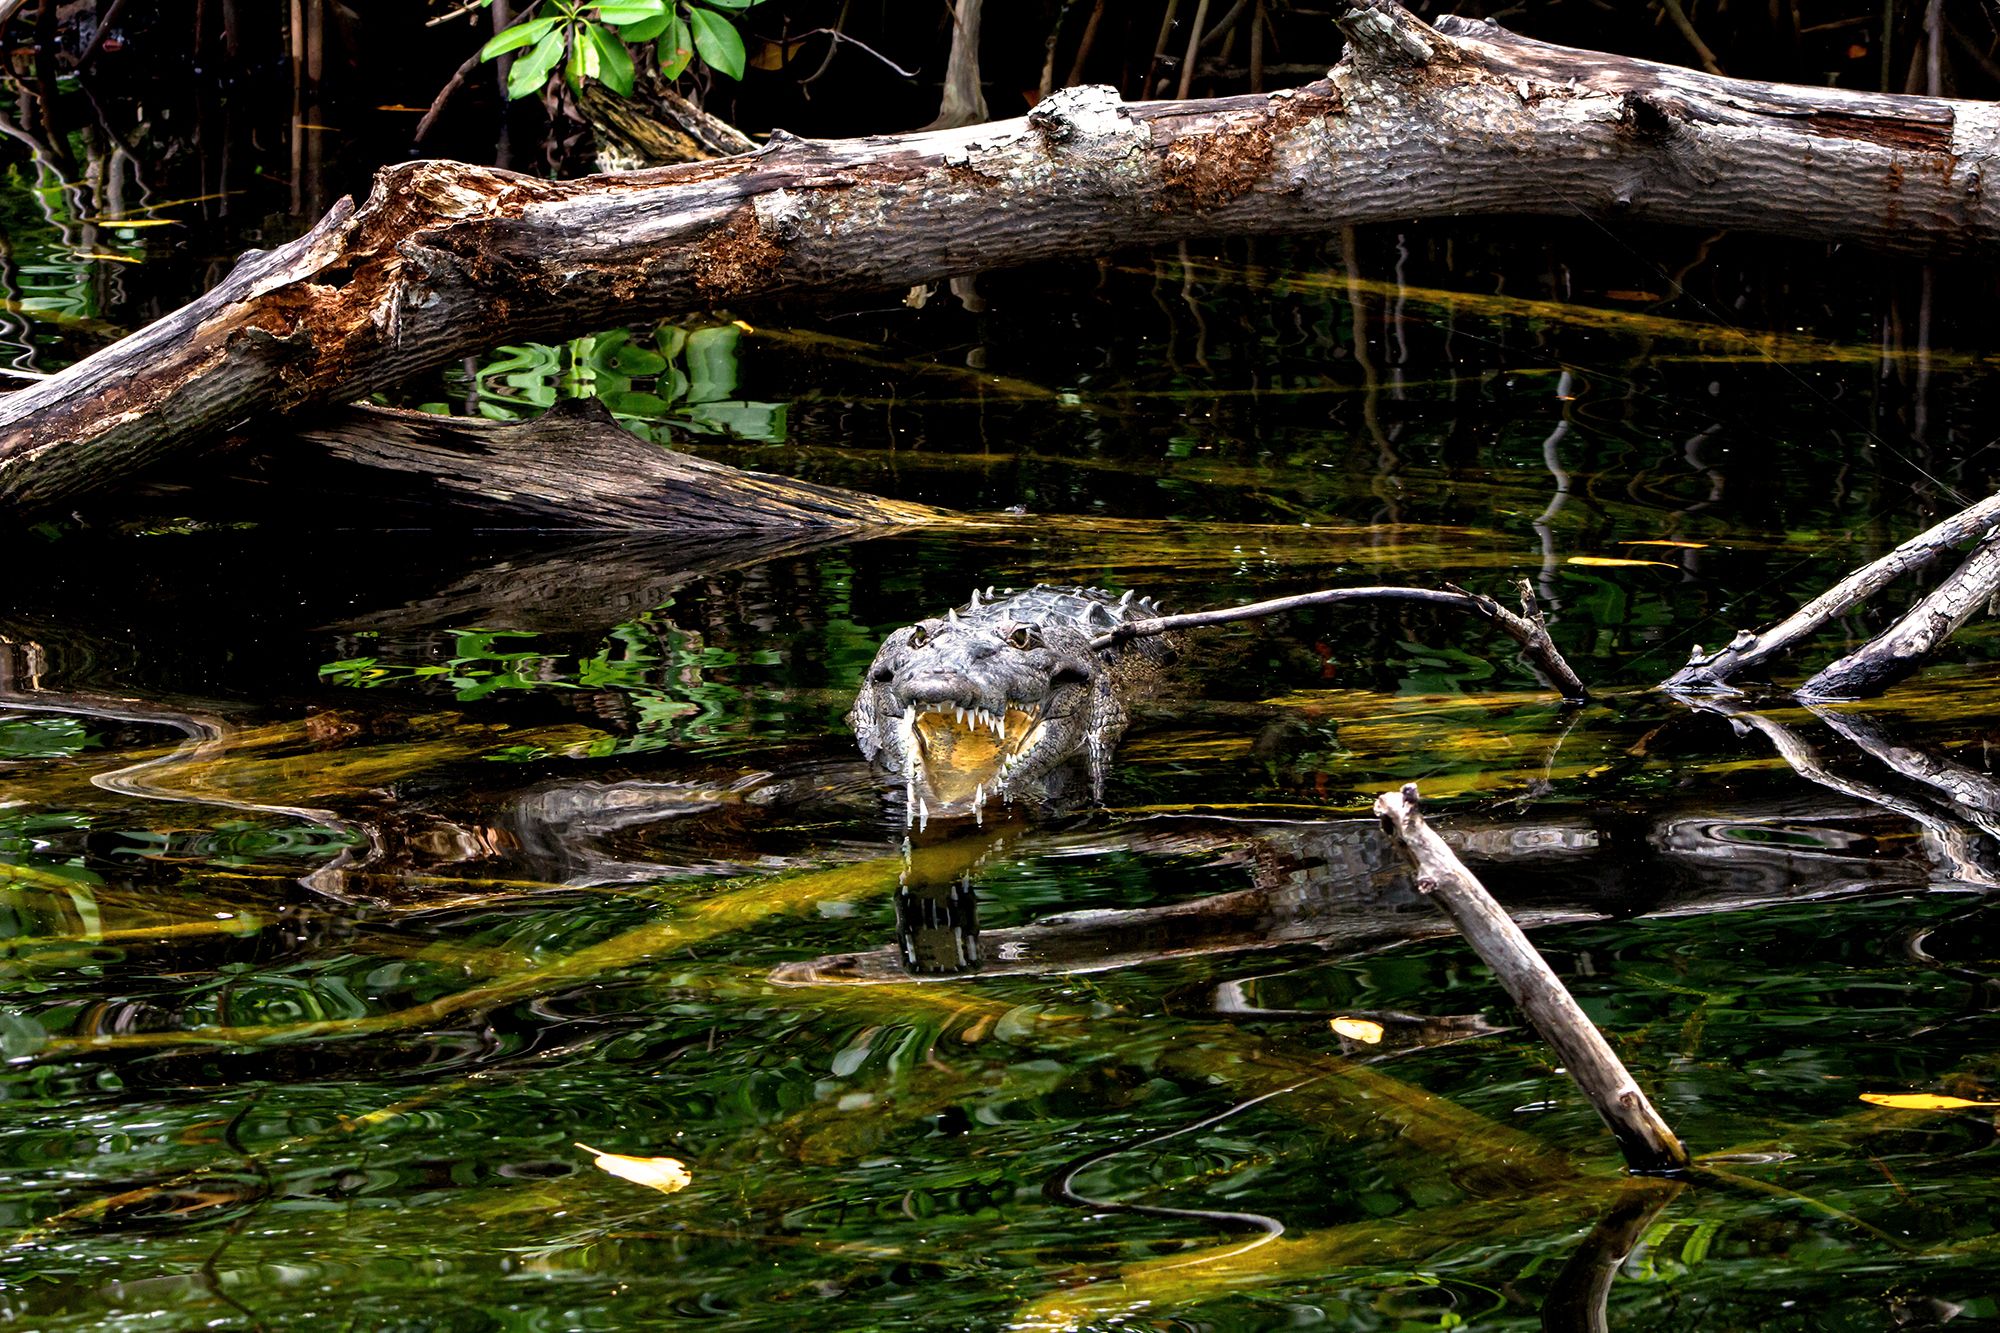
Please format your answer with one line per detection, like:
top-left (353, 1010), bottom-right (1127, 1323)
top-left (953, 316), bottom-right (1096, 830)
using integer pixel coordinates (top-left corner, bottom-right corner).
top-left (81, 217), bottom-right (181, 228)
top-left (1859, 1093), bottom-right (2000, 1110)
top-left (1620, 540), bottom-right (1709, 549)
top-left (576, 1142), bottom-right (692, 1193)
top-left (1566, 556), bottom-right (1677, 569)
top-left (72, 252), bottom-right (140, 264)
top-left (1331, 1017), bottom-right (1385, 1044)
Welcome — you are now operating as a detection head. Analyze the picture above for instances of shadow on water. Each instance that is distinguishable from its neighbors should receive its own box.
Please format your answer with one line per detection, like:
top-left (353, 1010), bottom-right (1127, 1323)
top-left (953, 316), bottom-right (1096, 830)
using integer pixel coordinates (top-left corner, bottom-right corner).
top-left (5, 75), bottom-right (2000, 1329)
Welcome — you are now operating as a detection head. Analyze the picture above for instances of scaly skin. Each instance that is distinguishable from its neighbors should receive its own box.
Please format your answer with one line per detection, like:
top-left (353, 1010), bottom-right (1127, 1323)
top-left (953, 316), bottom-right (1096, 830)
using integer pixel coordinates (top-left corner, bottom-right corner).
top-left (848, 586), bottom-right (1179, 827)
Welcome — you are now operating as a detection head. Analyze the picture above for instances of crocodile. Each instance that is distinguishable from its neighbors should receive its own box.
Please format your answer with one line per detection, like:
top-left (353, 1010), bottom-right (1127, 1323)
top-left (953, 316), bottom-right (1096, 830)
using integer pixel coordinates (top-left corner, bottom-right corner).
top-left (848, 585), bottom-right (1179, 828)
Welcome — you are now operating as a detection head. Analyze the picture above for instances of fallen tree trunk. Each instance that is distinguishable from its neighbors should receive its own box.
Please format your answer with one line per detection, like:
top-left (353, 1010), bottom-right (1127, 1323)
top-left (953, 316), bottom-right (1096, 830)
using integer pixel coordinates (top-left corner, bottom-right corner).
top-left (8, 0), bottom-right (2000, 511)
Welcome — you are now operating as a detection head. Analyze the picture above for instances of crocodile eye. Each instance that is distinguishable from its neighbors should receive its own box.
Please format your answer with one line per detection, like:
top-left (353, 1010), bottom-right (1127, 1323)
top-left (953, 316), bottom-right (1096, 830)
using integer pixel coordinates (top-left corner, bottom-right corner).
top-left (909, 626), bottom-right (930, 648)
top-left (1008, 626), bottom-right (1036, 650)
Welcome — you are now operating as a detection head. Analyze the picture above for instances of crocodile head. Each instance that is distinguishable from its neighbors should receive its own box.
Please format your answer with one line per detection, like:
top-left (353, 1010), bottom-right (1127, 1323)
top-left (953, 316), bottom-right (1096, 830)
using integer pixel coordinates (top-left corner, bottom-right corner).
top-left (848, 608), bottom-right (1107, 827)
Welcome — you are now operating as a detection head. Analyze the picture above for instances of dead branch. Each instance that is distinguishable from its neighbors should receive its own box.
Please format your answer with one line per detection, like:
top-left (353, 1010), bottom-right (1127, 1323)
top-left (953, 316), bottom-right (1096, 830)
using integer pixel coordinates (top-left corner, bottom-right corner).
top-left (1373, 783), bottom-right (1691, 1173)
top-left (1093, 579), bottom-right (1588, 702)
top-left (1664, 489), bottom-right (2000, 693)
top-left (1797, 525), bottom-right (2000, 699)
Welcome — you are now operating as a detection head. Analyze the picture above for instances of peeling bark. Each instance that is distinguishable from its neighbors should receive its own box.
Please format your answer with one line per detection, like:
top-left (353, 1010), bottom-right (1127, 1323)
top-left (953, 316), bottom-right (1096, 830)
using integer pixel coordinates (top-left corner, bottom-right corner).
top-left (10, 0), bottom-right (2000, 512)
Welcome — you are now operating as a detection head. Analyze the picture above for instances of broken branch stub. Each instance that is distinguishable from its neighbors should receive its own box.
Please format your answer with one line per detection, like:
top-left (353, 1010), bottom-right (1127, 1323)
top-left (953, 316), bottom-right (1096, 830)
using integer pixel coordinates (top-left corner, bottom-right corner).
top-left (10, 0), bottom-right (2000, 512)
top-left (1373, 783), bottom-right (1690, 1174)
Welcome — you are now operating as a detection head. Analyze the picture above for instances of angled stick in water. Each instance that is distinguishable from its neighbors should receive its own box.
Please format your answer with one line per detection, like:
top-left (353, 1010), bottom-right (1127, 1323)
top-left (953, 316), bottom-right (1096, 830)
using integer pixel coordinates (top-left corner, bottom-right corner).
top-left (1373, 783), bottom-right (1689, 1174)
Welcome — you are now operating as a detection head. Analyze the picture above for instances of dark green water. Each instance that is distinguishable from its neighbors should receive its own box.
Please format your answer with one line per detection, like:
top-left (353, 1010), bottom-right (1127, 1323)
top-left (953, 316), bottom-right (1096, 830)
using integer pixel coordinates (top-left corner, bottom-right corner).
top-left (5, 97), bottom-right (2000, 1331)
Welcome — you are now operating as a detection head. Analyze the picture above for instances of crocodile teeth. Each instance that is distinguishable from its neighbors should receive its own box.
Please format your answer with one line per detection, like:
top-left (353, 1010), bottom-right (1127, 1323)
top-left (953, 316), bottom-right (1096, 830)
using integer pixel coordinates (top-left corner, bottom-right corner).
top-left (947, 607), bottom-right (959, 624)
top-left (917, 797), bottom-right (930, 832)
top-left (969, 588), bottom-right (981, 607)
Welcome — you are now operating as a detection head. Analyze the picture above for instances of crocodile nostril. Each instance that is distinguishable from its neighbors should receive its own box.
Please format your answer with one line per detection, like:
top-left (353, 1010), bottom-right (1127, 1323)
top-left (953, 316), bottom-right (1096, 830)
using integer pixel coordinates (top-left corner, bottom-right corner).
top-left (871, 668), bottom-right (895, 684)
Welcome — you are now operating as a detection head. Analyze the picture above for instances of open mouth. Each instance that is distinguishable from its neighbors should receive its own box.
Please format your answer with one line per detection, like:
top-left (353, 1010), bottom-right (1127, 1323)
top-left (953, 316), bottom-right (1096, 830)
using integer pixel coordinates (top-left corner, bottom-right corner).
top-left (899, 701), bottom-right (1047, 827)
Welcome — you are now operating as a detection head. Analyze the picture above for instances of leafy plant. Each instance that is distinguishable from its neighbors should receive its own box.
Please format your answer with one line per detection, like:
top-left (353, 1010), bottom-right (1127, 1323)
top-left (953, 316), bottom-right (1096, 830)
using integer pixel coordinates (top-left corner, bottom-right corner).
top-left (480, 0), bottom-right (762, 101)
top-left (462, 322), bottom-right (788, 443)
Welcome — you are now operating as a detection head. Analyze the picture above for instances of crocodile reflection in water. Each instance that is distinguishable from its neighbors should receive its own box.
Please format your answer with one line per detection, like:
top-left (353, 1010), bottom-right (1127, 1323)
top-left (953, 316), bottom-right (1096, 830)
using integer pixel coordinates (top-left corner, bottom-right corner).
top-left (780, 798), bottom-right (1939, 983)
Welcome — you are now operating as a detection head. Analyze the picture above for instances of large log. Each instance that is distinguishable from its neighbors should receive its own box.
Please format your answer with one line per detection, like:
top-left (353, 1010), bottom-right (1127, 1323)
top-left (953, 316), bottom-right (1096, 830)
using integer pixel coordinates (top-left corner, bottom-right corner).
top-left (7, 0), bottom-right (2000, 511)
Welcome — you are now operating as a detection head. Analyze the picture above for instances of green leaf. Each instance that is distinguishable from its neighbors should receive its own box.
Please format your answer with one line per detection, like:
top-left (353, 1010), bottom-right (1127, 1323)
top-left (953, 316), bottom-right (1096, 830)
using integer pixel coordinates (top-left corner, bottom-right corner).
top-left (684, 325), bottom-right (741, 401)
top-left (614, 11), bottom-right (672, 40)
top-left (566, 23), bottom-right (593, 92)
top-left (687, 6), bottom-right (745, 79)
top-left (587, 22), bottom-right (636, 96)
top-left (481, 14), bottom-right (558, 60)
top-left (699, 0), bottom-right (760, 9)
top-left (506, 28), bottom-right (567, 99)
top-left (592, 0), bottom-right (664, 20)
top-left (657, 12), bottom-right (693, 79)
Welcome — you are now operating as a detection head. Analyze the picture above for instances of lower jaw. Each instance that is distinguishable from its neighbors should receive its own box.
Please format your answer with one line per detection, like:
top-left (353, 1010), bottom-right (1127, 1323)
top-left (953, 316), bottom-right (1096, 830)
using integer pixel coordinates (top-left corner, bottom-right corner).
top-left (906, 754), bottom-right (1039, 827)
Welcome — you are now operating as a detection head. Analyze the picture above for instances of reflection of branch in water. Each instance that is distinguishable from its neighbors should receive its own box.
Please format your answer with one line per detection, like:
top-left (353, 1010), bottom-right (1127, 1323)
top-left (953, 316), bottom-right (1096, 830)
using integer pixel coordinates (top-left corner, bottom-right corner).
top-left (1539, 1179), bottom-right (1685, 1333)
top-left (1674, 693), bottom-right (2000, 887)
top-left (35, 832), bottom-right (1005, 1054)
top-left (1804, 703), bottom-right (2000, 836)
top-left (1045, 1081), bottom-right (1300, 1265)
top-left (775, 798), bottom-right (1926, 988)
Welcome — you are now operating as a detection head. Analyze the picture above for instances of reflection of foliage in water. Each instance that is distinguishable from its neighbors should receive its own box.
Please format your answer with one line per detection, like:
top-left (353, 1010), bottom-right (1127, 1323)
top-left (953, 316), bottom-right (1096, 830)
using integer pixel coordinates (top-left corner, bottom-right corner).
top-left (423, 321), bottom-right (787, 444)
top-left (0, 715), bottom-right (99, 760)
top-left (322, 615), bottom-right (785, 758)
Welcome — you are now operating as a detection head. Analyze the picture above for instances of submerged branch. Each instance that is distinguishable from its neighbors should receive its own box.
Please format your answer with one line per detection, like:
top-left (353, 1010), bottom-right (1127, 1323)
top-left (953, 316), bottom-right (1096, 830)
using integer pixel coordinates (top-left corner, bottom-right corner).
top-left (292, 399), bottom-right (946, 531)
top-left (1093, 578), bottom-right (1588, 702)
top-left (1798, 525), bottom-right (2000, 699)
top-left (1373, 783), bottom-right (1690, 1173)
top-left (1662, 488), bottom-right (2000, 693)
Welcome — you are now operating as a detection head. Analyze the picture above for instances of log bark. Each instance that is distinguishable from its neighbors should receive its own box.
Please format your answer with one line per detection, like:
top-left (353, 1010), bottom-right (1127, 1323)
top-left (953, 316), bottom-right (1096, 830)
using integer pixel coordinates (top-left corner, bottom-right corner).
top-left (1374, 783), bottom-right (1692, 1173)
top-left (579, 75), bottom-right (759, 168)
top-left (11, 0), bottom-right (2000, 512)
